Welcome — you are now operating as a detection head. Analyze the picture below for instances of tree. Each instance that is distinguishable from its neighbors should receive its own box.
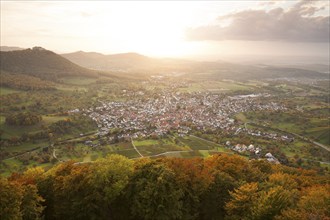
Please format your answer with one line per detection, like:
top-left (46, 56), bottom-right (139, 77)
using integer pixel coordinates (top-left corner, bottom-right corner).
top-left (0, 178), bottom-right (23, 220)
top-left (5, 112), bottom-right (42, 126)
top-left (225, 182), bottom-right (259, 219)
top-left (266, 172), bottom-right (298, 190)
top-left (20, 184), bottom-right (44, 220)
top-left (199, 172), bottom-right (237, 220)
top-left (0, 177), bottom-right (44, 220)
top-left (251, 186), bottom-right (295, 220)
top-left (275, 185), bottom-right (330, 220)
top-left (126, 160), bottom-right (184, 220)
top-left (89, 154), bottom-right (134, 219)
top-left (164, 158), bottom-right (212, 219)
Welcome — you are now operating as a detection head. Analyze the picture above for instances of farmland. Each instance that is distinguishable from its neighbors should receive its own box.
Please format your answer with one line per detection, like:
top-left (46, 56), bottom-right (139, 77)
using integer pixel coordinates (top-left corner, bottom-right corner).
top-left (0, 75), bottom-right (329, 176)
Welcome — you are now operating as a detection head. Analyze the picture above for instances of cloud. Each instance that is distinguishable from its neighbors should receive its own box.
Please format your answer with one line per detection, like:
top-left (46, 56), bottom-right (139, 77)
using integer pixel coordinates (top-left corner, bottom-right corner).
top-left (186, 0), bottom-right (329, 42)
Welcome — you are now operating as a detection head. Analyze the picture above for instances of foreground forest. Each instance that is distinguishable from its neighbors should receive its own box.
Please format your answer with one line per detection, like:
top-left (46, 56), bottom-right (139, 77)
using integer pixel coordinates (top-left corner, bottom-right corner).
top-left (1, 154), bottom-right (329, 220)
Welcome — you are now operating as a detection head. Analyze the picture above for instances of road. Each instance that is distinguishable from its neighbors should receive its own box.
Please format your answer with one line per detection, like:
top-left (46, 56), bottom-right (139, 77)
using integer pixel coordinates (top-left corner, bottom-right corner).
top-left (52, 146), bottom-right (63, 162)
top-left (131, 138), bottom-right (144, 158)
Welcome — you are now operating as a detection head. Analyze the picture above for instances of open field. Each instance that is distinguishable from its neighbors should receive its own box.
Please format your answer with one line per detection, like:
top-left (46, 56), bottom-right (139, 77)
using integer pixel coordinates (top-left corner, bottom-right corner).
top-left (0, 87), bottom-right (21, 95)
top-left (0, 115), bottom-right (68, 139)
top-left (61, 76), bottom-right (98, 85)
top-left (133, 138), bottom-right (189, 156)
top-left (244, 111), bottom-right (330, 146)
top-left (178, 80), bottom-right (252, 93)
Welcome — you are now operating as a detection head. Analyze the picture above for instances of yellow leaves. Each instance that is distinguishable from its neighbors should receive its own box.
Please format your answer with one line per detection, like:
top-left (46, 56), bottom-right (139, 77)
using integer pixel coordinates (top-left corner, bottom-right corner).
top-left (0, 178), bottom-right (23, 220)
top-left (275, 185), bottom-right (330, 220)
top-left (225, 182), bottom-right (259, 216)
top-left (299, 185), bottom-right (330, 216)
top-left (251, 186), bottom-right (295, 219)
top-left (0, 177), bottom-right (44, 220)
top-left (268, 172), bottom-right (298, 190)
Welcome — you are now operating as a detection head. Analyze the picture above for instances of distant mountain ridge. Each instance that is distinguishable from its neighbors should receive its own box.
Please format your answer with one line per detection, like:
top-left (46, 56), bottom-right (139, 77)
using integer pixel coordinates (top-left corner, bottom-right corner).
top-left (0, 46), bottom-right (328, 81)
top-left (62, 50), bottom-right (329, 80)
top-left (0, 47), bottom-right (98, 81)
top-left (61, 51), bottom-right (159, 72)
top-left (0, 46), bottom-right (26, 51)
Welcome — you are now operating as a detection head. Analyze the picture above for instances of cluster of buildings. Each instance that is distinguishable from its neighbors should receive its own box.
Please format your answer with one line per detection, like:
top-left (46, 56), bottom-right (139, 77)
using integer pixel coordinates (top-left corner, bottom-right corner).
top-left (73, 92), bottom-right (286, 139)
top-left (225, 141), bottom-right (261, 155)
top-left (225, 141), bottom-right (280, 164)
top-left (246, 129), bottom-right (294, 142)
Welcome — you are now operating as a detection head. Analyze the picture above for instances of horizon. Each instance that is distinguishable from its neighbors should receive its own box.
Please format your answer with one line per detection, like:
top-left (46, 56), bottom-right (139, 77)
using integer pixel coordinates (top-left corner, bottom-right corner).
top-left (1, 0), bottom-right (329, 61)
top-left (1, 45), bottom-right (329, 66)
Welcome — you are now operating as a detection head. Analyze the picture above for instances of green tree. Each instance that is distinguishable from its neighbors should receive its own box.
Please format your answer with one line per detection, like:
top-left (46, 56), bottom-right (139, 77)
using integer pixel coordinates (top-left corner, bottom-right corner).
top-left (0, 178), bottom-right (23, 220)
top-left (126, 160), bottom-right (184, 220)
top-left (20, 184), bottom-right (44, 220)
top-left (89, 154), bottom-right (134, 219)
top-left (164, 158), bottom-right (212, 219)
top-left (200, 172), bottom-right (237, 220)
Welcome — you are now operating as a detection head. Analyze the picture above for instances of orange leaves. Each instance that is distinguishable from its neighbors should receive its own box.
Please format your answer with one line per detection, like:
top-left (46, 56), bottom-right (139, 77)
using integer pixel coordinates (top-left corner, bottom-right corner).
top-left (1, 154), bottom-right (330, 219)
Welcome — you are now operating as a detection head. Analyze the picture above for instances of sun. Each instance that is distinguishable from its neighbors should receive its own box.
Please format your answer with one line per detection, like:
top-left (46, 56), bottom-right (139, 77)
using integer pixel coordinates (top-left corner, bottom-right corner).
top-left (74, 1), bottom-right (206, 57)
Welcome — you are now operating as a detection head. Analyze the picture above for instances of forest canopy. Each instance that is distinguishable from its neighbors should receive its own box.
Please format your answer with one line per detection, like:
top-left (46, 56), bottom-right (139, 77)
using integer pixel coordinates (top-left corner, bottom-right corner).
top-left (1, 154), bottom-right (329, 220)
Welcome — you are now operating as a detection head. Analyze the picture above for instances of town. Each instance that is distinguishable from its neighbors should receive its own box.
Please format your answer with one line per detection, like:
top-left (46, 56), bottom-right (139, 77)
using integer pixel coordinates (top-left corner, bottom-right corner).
top-left (72, 92), bottom-right (288, 142)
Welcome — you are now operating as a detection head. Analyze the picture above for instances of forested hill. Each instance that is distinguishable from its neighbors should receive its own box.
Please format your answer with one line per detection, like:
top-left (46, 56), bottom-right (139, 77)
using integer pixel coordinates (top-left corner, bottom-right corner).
top-left (1, 154), bottom-right (329, 220)
top-left (0, 47), bottom-right (98, 81)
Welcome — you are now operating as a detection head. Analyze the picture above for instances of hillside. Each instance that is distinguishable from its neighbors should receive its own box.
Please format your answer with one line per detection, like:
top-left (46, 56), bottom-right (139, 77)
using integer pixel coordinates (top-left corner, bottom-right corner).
top-left (0, 70), bottom-right (56, 90)
top-left (0, 47), bottom-right (98, 81)
top-left (0, 46), bottom-right (25, 51)
top-left (62, 51), bottom-right (329, 80)
top-left (62, 51), bottom-right (159, 72)
top-left (182, 63), bottom-right (329, 80)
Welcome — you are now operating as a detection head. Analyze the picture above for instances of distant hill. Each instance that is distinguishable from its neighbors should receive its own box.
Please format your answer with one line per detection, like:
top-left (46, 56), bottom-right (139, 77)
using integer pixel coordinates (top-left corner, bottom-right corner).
top-left (62, 50), bottom-right (329, 80)
top-left (273, 64), bottom-right (330, 74)
top-left (62, 51), bottom-right (205, 73)
top-left (61, 51), bottom-right (162, 72)
top-left (0, 47), bottom-right (98, 81)
top-left (0, 46), bottom-right (25, 51)
top-left (184, 64), bottom-right (329, 81)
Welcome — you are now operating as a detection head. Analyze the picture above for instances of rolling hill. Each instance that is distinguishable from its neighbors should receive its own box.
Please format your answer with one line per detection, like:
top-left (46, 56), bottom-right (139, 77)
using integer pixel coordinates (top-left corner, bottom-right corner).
top-left (61, 51), bottom-right (159, 72)
top-left (1, 46), bottom-right (328, 82)
top-left (62, 50), bottom-right (329, 80)
top-left (0, 47), bottom-right (98, 81)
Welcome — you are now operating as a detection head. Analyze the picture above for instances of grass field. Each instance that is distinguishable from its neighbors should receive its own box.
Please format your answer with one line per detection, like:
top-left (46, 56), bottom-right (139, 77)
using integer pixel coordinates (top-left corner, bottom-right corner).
top-left (62, 76), bottom-right (97, 85)
top-left (235, 112), bottom-right (248, 123)
top-left (0, 87), bottom-right (21, 95)
top-left (177, 135), bottom-right (227, 151)
top-left (6, 141), bottom-right (49, 153)
top-left (133, 138), bottom-right (188, 156)
top-left (244, 111), bottom-right (330, 146)
top-left (178, 80), bottom-right (251, 93)
top-left (0, 115), bottom-right (68, 139)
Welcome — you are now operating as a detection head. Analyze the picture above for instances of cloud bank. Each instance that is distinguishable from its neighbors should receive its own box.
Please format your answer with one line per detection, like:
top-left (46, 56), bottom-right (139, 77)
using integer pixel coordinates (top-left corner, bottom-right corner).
top-left (186, 0), bottom-right (329, 42)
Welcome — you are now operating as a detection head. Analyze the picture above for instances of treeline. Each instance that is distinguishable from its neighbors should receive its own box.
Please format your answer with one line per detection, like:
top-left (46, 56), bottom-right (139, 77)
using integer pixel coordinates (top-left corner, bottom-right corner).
top-left (5, 112), bottom-right (42, 126)
top-left (1, 154), bottom-right (329, 220)
top-left (1, 115), bottom-right (96, 149)
top-left (0, 71), bottom-right (55, 90)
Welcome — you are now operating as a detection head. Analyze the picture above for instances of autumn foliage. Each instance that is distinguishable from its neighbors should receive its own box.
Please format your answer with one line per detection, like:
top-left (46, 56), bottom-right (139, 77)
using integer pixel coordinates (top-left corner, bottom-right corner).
top-left (1, 154), bottom-right (329, 220)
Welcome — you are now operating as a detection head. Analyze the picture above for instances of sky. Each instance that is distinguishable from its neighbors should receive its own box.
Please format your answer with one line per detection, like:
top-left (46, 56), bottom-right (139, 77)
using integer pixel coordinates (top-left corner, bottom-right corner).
top-left (1, 0), bottom-right (329, 61)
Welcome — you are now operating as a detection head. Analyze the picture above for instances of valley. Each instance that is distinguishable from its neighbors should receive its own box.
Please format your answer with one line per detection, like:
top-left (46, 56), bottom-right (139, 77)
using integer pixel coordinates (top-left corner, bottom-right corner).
top-left (0, 48), bottom-right (329, 176)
